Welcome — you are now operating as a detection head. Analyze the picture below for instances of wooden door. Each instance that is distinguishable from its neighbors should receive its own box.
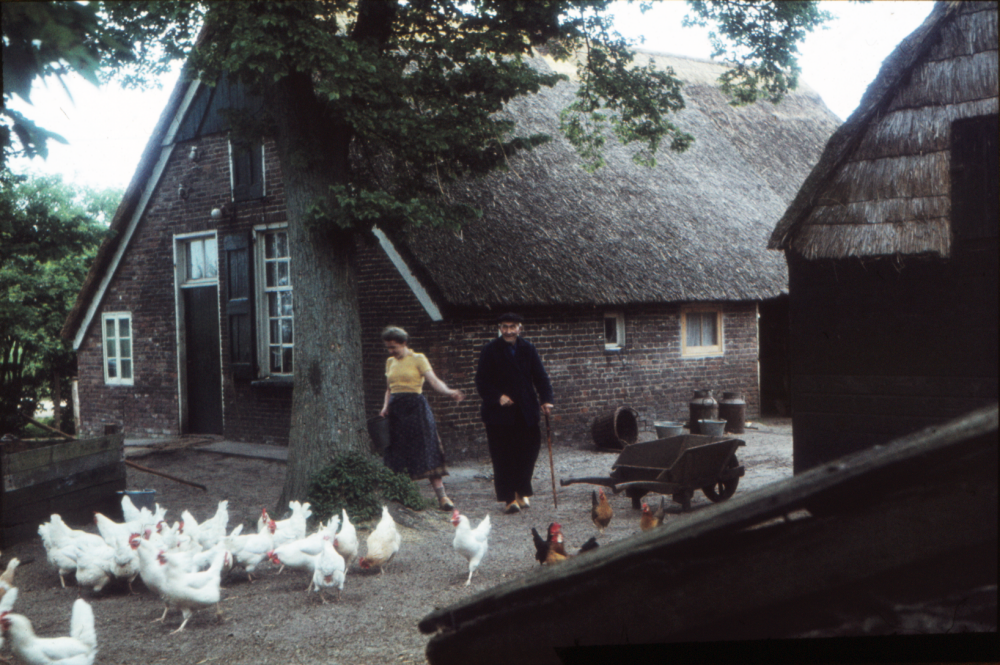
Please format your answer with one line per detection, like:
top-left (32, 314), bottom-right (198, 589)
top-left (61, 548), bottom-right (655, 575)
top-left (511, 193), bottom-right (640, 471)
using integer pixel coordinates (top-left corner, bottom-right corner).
top-left (184, 286), bottom-right (223, 434)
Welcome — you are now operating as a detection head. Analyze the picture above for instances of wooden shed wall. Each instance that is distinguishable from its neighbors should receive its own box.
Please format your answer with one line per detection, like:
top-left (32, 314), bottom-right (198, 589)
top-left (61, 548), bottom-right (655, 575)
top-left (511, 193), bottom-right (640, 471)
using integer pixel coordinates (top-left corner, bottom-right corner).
top-left (787, 250), bottom-right (997, 473)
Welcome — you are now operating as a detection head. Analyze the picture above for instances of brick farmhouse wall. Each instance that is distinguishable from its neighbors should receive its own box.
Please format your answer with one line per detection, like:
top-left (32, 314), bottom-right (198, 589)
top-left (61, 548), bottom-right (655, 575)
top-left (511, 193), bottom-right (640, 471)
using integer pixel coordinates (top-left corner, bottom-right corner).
top-left (77, 133), bottom-right (762, 451)
top-left (358, 241), bottom-right (761, 458)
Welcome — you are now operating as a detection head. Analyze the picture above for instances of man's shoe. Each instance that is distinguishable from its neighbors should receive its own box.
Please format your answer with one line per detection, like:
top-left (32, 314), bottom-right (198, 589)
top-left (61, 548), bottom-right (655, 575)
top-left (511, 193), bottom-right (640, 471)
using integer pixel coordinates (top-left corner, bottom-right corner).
top-left (503, 501), bottom-right (521, 514)
top-left (439, 496), bottom-right (455, 511)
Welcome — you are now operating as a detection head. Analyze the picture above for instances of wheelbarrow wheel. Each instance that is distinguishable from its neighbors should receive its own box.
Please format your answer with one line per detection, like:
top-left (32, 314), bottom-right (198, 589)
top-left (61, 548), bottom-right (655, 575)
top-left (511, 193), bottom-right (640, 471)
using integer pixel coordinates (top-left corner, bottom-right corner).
top-left (702, 455), bottom-right (740, 503)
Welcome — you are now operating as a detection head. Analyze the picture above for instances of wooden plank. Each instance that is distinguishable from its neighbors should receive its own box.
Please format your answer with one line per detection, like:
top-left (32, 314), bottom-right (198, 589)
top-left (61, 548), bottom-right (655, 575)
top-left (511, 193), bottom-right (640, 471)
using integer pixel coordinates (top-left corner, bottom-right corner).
top-left (1, 434), bottom-right (122, 475)
top-left (2, 463), bottom-right (126, 514)
top-left (3, 448), bottom-right (123, 491)
top-left (2, 476), bottom-right (126, 535)
top-left (419, 405), bottom-right (997, 665)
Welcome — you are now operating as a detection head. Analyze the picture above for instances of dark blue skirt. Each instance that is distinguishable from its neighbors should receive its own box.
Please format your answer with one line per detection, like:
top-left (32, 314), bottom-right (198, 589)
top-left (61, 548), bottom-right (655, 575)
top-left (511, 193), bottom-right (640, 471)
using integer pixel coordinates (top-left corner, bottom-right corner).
top-left (384, 393), bottom-right (448, 480)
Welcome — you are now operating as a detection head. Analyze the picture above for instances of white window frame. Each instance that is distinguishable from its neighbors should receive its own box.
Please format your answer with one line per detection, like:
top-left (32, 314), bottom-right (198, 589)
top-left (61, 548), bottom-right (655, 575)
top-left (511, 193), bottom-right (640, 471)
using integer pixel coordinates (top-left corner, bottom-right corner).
top-left (178, 233), bottom-right (219, 287)
top-left (681, 307), bottom-right (724, 357)
top-left (604, 312), bottom-right (625, 350)
top-left (254, 224), bottom-right (293, 377)
top-left (102, 312), bottom-right (134, 385)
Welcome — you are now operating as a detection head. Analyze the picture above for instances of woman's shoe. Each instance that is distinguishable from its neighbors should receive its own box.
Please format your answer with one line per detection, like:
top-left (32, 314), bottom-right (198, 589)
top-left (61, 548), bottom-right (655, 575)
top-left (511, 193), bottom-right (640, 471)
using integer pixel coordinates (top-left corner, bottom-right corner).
top-left (503, 501), bottom-right (521, 514)
top-left (515, 493), bottom-right (530, 508)
top-left (439, 496), bottom-right (455, 511)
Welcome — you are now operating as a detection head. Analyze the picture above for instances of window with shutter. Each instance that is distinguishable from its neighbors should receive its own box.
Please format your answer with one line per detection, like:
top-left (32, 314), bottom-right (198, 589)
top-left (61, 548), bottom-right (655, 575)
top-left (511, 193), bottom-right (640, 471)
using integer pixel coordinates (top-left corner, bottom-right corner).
top-left (230, 140), bottom-right (264, 202)
top-left (223, 233), bottom-right (255, 379)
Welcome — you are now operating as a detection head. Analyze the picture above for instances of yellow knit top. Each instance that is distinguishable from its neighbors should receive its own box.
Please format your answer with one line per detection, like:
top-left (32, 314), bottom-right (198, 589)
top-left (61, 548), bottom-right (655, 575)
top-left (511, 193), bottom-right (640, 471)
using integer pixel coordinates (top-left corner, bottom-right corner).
top-left (385, 352), bottom-right (431, 394)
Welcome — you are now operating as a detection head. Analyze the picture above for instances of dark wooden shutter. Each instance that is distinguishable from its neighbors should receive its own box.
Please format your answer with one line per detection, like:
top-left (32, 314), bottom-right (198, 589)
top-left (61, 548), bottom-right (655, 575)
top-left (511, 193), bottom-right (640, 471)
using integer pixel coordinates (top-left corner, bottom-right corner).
top-left (951, 115), bottom-right (999, 241)
top-left (224, 233), bottom-right (256, 380)
top-left (232, 140), bottom-right (264, 202)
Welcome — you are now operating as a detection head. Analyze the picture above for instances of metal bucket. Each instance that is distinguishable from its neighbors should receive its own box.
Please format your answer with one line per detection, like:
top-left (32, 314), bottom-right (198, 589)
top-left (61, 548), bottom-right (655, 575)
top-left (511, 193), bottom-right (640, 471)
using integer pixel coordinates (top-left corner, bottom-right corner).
top-left (653, 421), bottom-right (684, 438)
top-left (367, 415), bottom-right (390, 454)
top-left (718, 392), bottom-right (746, 434)
top-left (688, 389), bottom-right (718, 434)
top-left (118, 489), bottom-right (156, 512)
top-left (697, 419), bottom-right (727, 437)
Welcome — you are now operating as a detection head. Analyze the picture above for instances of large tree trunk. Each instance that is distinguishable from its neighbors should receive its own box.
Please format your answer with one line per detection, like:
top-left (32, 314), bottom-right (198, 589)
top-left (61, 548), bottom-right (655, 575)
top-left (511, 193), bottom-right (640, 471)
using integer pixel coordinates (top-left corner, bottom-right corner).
top-left (269, 72), bottom-right (369, 509)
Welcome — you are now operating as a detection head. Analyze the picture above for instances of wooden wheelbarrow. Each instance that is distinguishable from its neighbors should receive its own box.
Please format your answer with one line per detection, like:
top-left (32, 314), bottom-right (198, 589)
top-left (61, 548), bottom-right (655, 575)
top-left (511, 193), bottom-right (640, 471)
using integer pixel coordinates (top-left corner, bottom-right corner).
top-left (560, 435), bottom-right (746, 511)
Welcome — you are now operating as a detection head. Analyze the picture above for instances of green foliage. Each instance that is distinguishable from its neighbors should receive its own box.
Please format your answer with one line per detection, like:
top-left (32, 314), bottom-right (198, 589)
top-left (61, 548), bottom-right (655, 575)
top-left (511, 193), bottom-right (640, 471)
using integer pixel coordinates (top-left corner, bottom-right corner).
top-left (0, 171), bottom-right (116, 435)
top-left (307, 451), bottom-right (430, 524)
top-left (684, 1), bottom-right (833, 105)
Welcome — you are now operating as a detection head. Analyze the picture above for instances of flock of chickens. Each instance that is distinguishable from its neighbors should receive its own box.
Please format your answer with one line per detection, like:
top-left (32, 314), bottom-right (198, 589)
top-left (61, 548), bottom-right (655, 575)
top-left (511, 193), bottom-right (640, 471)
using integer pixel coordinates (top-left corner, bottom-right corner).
top-left (0, 484), bottom-right (664, 664)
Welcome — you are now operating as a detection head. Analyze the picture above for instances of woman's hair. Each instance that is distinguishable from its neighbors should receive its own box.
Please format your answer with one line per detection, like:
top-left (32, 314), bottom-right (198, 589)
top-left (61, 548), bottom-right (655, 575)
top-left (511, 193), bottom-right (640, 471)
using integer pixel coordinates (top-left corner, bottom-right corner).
top-left (381, 326), bottom-right (409, 344)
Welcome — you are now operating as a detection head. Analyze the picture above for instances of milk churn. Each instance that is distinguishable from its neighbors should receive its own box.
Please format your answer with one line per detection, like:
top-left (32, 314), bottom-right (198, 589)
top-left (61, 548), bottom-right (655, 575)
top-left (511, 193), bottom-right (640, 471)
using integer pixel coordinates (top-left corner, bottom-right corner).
top-left (718, 391), bottom-right (746, 434)
top-left (688, 389), bottom-right (718, 434)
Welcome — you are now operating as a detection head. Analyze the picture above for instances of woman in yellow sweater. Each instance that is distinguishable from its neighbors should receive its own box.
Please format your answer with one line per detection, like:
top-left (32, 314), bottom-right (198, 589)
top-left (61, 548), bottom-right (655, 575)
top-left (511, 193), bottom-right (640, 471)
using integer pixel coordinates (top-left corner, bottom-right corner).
top-left (379, 326), bottom-right (465, 509)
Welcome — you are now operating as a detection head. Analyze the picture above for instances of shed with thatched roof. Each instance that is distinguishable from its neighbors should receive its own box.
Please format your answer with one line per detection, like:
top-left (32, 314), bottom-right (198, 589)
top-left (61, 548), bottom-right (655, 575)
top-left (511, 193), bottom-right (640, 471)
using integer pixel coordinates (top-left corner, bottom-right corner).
top-left (768, 1), bottom-right (998, 473)
top-left (61, 50), bottom-right (838, 449)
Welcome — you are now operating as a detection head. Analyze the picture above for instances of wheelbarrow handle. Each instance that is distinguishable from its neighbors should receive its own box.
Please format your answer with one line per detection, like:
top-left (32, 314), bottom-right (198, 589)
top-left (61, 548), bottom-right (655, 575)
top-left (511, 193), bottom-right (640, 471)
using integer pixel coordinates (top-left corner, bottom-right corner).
top-left (559, 477), bottom-right (618, 488)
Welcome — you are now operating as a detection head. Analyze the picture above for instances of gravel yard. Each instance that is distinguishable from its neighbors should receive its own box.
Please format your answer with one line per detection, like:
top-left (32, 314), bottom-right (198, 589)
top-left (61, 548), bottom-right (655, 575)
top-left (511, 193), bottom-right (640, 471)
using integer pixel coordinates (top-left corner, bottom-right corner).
top-left (0, 420), bottom-right (863, 664)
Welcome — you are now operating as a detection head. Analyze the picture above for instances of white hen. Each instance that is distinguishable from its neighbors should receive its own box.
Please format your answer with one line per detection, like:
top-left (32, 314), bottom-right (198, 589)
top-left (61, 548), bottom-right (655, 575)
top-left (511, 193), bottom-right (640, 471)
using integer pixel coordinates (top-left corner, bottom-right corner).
top-left (38, 515), bottom-right (103, 588)
top-left (451, 511), bottom-right (491, 586)
top-left (267, 515), bottom-right (338, 579)
top-left (309, 539), bottom-right (345, 603)
top-left (335, 509), bottom-right (359, 570)
top-left (271, 501), bottom-right (311, 548)
top-left (358, 506), bottom-right (401, 575)
top-left (1, 597), bottom-right (97, 665)
top-left (157, 548), bottom-right (228, 634)
top-left (228, 520), bottom-right (274, 581)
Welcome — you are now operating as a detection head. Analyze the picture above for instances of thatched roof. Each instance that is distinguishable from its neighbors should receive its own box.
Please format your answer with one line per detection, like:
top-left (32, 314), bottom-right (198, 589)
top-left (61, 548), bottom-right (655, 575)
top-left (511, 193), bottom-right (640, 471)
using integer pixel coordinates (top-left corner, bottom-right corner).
top-left (389, 52), bottom-right (839, 309)
top-left (769, 1), bottom-right (999, 259)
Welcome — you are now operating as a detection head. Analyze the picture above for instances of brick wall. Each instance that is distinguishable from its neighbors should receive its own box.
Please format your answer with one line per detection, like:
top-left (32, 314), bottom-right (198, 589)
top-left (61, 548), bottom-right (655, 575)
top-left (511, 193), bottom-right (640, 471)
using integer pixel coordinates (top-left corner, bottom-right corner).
top-left (357, 242), bottom-right (761, 458)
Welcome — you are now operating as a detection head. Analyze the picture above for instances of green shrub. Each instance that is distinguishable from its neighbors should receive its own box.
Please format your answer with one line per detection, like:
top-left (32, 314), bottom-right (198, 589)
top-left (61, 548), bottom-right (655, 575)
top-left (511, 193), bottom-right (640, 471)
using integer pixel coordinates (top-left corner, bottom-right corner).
top-left (307, 451), bottom-right (430, 524)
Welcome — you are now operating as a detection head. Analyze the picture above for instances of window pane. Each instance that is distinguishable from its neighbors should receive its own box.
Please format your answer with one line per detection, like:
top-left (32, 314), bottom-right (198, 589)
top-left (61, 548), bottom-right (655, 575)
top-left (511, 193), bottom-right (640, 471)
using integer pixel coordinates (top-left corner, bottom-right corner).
top-left (268, 292), bottom-right (279, 317)
top-left (271, 347), bottom-right (282, 372)
top-left (119, 317), bottom-right (130, 338)
top-left (281, 318), bottom-right (293, 344)
top-left (704, 314), bottom-right (718, 346)
top-left (120, 338), bottom-right (132, 360)
top-left (282, 347), bottom-right (293, 373)
top-left (108, 358), bottom-right (117, 378)
top-left (687, 314), bottom-right (701, 347)
top-left (275, 232), bottom-right (288, 258)
top-left (106, 337), bottom-right (117, 359)
top-left (188, 241), bottom-right (204, 281)
top-left (277, 261), bottom-right (289, 286)
top-left (265, 233), bottom-right (277, 259)
top-left (106, 319), bottom-right (116, 339)
top-left (604, 317), bottom-right (617, 345)
top-left (270, 319), bottom-right (280, 344)
top-left (121, 359), bottom-right (132, 380)
top-left (280, 291), bottom-right (293, 316)
top-left (266, 261), bottom-right (277, 288)
top-left (205, 237), bottom-right (218, 278)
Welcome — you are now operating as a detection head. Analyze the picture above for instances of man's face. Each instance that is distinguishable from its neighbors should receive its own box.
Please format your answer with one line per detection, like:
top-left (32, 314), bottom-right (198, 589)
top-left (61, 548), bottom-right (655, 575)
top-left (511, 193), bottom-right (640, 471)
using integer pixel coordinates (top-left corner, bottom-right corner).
top-left (499, 321), bottom-right (522, 343)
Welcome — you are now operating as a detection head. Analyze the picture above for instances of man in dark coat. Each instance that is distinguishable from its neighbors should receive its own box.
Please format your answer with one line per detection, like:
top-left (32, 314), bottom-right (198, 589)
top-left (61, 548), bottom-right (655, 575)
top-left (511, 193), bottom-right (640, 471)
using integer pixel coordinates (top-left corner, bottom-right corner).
top-left (475, 313), bottom-right (554, 514)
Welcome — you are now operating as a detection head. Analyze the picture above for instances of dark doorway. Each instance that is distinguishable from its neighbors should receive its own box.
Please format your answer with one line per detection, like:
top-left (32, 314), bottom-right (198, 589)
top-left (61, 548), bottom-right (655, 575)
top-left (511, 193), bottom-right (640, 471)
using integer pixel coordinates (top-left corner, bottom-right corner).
top-left (758, 295), bottom-right (791, 416)
top-left (184, 286), bottom-right (223, 434)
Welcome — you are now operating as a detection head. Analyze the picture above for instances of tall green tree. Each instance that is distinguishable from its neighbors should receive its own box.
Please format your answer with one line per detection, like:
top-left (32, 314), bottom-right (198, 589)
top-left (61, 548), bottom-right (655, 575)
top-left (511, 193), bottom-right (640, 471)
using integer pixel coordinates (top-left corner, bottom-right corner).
top-left (0, 172), bottom-right (115, 435)
top-left (2, 1), bottom-right (829, 503)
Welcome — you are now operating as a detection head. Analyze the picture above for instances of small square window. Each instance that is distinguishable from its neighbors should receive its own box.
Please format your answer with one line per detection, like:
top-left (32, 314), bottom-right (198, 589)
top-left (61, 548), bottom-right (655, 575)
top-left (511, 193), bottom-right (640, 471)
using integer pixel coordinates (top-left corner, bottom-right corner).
top-left (682, 309), bottom-right (723, 357)
top-left (604, 312), bottom-right (625, 350)
top-left (102, 312), bottom-right (134, 385)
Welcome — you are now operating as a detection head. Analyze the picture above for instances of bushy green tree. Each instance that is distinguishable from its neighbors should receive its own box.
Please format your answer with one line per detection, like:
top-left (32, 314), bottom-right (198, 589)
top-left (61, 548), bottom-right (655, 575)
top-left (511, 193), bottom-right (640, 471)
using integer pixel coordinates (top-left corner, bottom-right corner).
top-left (0, 172), bottom-right (115, 435)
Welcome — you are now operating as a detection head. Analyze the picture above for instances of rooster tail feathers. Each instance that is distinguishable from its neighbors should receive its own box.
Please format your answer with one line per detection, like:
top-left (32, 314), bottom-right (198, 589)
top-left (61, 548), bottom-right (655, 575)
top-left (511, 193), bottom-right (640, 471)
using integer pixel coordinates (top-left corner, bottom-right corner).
top-left (70, 598), bottom-right (97, 650)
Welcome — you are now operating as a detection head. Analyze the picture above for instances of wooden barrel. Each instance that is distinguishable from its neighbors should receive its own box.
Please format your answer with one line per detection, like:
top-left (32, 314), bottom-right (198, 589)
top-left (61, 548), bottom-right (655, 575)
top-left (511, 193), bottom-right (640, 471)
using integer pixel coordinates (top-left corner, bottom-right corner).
top-left (591, 406), bottom-right (639, 450)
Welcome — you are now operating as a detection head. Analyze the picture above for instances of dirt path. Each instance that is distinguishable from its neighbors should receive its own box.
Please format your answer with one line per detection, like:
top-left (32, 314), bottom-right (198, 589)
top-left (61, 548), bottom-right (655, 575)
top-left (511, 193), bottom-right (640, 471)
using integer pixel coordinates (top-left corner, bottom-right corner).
top-left (2, 422), bottom-right (793, 664)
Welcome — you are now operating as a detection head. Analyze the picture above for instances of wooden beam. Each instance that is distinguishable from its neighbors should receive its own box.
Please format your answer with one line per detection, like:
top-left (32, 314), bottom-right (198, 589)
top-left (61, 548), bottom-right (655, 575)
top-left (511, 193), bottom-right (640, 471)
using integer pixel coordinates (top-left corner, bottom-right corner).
top-left (419, 405), bottom-right (998, 665)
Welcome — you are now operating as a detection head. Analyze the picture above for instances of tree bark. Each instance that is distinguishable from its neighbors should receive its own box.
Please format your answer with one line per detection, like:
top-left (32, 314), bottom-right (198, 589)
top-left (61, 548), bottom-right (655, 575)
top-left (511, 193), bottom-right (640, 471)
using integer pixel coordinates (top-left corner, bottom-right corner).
top-left (269, 72), bottom-right (369, 509)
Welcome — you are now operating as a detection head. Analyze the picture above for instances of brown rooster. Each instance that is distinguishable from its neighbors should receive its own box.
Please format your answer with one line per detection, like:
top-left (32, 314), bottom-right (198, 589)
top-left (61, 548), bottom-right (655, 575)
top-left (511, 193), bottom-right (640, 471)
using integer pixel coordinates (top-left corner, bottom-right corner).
top-left (591, 489), bottom-right (613, 534)
top-left (639, 497), bottom-right (667, 531)
top-left (532, 523), bottom-right (598, 565)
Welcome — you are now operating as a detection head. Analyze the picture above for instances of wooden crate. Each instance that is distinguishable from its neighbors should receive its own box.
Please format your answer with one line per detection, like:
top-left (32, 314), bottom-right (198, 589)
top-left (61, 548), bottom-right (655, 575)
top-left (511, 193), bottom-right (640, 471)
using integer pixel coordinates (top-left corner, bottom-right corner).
top-left (0, 434), bottom-right (125, 547)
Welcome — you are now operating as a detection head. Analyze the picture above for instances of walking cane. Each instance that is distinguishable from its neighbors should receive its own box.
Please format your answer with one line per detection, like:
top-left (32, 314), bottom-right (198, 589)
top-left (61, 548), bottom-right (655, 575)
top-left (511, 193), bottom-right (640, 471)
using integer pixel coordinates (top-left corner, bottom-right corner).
top-left (544, 410), bottom-right (557, 509)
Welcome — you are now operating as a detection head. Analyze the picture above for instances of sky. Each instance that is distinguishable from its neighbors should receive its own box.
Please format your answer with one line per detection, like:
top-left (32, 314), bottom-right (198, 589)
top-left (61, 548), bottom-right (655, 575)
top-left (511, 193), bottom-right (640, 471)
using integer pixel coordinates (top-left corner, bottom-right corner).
top-left (7, 1), bottom-right (936, 192)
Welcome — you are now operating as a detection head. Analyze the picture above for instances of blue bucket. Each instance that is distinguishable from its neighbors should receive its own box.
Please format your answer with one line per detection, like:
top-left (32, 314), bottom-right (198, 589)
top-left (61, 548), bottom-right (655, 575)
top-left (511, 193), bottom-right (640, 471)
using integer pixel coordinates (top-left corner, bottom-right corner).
top-left (118, 489), bottom-right (156, 512)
